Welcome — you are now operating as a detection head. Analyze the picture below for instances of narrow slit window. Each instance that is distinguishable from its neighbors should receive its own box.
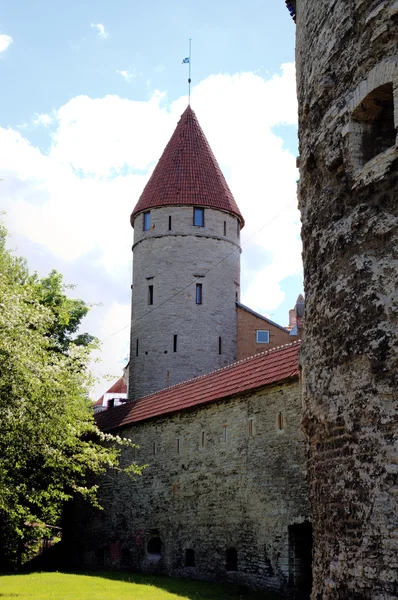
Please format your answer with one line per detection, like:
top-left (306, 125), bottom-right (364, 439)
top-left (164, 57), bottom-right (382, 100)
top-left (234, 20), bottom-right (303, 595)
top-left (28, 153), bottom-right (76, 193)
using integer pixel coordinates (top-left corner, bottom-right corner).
top-left (143, 211), bottom-right (151, 231)
top-left (277, 412), bottom-right (285, 431)
top-left (177, 438), bottom-right (181, 454)
top-left (193, 207), bottom-right (204, 227)
top-left (152, 442), bottom-right (157, 455)
top-left (248, 418), bottom-right (254, 437)
top-left (223, 425), bottom-right (228, 442)
top-left (201, 430), bottom-right (205, 447)
top-left (223, 221), bottom-right (227, 236)
top-left (173, 334), bottom-right (178, 352)
top-left (168, 215), bottom-right (172, 230)
top-left (218, 336), bottom-right (222, 355)
top-left (148, 285), bottom-right (154, 305)
top-left (237, 219), bottom-right (240, 237)
top-left (136, 338), bottom-right (139, 357)
top-left (196, 283), bottom-right (203, 305)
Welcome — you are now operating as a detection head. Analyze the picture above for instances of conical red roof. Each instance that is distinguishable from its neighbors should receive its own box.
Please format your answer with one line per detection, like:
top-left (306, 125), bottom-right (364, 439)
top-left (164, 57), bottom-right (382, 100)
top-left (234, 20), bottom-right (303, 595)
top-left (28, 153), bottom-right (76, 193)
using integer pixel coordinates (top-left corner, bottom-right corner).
top-left (131, 106), bottom-right (244, 226)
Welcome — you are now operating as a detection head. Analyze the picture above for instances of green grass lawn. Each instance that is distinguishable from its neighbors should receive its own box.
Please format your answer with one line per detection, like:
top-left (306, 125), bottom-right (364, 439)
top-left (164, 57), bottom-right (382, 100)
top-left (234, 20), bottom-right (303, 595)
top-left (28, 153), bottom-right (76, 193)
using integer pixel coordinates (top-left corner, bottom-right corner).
top-left (0, 572), bottom-right (282, 600)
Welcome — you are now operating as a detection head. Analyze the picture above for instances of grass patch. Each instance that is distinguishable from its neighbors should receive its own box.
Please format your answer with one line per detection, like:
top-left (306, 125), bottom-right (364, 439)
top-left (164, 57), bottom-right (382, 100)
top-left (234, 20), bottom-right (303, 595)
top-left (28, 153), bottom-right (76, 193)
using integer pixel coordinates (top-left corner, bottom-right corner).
top-left (0, 571), bottom-right (282, 600)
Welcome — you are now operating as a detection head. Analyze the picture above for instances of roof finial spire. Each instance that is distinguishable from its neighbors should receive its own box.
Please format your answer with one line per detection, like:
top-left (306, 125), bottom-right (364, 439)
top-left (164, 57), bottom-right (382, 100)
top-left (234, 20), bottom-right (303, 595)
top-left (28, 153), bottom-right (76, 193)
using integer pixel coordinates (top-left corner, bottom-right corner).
top-left (182, 38), bottom-right (192, 105)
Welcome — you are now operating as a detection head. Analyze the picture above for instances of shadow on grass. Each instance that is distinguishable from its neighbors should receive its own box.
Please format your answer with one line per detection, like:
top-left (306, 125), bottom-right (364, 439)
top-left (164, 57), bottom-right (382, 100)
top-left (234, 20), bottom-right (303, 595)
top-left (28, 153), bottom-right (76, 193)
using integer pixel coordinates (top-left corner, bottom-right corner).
top-left (69, 570), bottom-right (284, 599)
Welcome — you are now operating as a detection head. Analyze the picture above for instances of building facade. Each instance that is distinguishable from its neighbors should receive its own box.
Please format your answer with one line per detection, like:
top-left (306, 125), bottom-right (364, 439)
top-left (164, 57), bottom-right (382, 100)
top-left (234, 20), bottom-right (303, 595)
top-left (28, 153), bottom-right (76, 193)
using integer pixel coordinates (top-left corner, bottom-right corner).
top-left (294, 1), bottom-right (398, 598)
top-left (70, 343), bottom-right (311, 595)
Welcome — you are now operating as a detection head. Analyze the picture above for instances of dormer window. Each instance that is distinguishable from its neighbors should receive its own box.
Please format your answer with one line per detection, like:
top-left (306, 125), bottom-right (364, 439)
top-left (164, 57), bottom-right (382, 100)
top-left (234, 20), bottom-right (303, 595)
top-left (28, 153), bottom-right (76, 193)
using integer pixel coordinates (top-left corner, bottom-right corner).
top-left (193, 207), bottom-right (204, 227)
top-left (143, 211), bottom-right (151, 231)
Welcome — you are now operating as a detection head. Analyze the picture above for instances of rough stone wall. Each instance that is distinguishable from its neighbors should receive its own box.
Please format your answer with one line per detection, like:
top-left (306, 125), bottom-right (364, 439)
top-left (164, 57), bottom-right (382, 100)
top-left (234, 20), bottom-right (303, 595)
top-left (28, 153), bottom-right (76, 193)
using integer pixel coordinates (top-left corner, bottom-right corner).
top-left (129, 206), bottom-right (241, 400)
top-left (71, 381), bottom-right (309, 592)
top-left (237, 306), bottom-right (294, 361)
top-left (296, 1), bottom-right (398, 598)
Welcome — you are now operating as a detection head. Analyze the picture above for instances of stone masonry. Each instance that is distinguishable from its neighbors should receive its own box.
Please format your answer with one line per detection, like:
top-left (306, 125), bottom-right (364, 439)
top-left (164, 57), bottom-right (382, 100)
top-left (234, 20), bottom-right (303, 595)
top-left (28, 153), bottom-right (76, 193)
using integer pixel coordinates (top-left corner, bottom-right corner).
top-left (295, 1), bottom-right (398, 598)
top-left (130, 206), bottom-right (241, 400)
top-left (71, 378), bottom-right (309, 593)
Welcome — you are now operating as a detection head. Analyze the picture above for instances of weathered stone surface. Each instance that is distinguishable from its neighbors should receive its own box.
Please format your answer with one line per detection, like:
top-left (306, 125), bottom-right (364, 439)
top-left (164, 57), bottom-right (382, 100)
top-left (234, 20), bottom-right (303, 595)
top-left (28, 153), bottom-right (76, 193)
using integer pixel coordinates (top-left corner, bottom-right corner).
top-left (69, 381), bottom-right (310, 593)
top-left (129, 206), bottom-right (241, 400)
top-left (296, 1), bottom-right (398, 597)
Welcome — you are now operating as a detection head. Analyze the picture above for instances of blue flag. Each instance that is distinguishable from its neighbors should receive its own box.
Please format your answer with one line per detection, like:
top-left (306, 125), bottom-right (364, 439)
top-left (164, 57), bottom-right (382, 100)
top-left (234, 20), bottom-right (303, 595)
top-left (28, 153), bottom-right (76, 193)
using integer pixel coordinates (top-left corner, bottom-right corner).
top-left (182, 57), bottom-right (190, 64)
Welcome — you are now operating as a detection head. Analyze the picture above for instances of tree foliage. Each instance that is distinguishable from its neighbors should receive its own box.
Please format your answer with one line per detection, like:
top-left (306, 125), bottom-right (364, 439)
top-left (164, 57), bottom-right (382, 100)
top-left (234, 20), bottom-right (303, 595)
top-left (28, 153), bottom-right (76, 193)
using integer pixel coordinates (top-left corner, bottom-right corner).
top-left (0, 222), bottom-right (140, 569)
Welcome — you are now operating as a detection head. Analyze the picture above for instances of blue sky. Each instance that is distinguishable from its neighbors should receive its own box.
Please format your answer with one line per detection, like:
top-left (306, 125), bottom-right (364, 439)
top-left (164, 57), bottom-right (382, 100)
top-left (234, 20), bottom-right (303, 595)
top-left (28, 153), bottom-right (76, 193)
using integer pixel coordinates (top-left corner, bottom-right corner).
top-left (0, 1), bottom-right (301, 396)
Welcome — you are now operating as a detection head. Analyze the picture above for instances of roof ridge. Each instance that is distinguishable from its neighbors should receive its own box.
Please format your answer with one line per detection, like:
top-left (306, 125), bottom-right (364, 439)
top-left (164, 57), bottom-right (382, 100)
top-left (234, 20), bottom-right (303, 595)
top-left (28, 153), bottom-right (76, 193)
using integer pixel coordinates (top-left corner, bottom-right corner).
top-left (114, 341), bottom-right (302, 408)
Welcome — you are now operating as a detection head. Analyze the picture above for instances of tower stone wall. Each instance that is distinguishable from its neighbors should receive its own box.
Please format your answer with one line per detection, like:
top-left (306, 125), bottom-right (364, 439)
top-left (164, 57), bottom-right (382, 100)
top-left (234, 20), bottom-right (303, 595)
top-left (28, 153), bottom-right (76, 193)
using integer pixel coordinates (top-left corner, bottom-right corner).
top-left (129, 206), bottom-right (241, 400)
top-left (295, 1), bottom-right (398, 598)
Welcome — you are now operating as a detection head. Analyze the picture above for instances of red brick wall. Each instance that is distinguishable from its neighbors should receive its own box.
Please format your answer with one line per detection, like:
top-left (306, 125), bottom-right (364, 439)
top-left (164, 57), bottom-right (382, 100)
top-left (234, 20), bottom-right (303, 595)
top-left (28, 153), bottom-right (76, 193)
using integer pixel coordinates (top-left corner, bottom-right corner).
top-left (237, 306), bottom-right (294, 361)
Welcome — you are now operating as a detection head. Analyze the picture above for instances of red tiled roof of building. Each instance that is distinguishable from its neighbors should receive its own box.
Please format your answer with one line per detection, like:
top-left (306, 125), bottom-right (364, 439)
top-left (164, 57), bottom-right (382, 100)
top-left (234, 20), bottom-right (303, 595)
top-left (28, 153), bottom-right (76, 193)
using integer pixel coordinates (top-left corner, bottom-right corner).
top-left (131, 105), bottom-right (244, 226)
top-left (96, 341), bottom-right (300, 432)
top-left (94, 377), bottom-right (127, 407)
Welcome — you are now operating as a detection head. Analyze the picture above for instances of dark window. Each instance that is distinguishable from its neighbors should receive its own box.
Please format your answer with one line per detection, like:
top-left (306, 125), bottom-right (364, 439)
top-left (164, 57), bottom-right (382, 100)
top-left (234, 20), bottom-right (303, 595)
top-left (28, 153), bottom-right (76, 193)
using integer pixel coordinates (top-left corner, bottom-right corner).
top-left (168, 215), bottom-right (172, 230)
top-left (143, 211), bottom-right (151, 231)
top-left (237, 219), bottom-right (240, 237)
top-left (256, 330), bottom-right (269, 343)
top-left (248, 418), bottom-right (254, 437)
top-left (173, 334), bottom-right (178, 352)
top-left (148, 285), bottom-right (154, 305)
top-left (177, 438), bottom-right (180, 454)
top-left (193, 207), bottom-right (204, 227)
top-left (201, 430), bottom-right (205, 447)
top-left (223, 221), bottom-right (227, 236)
top-left (226, 548), bottom-right (238, 571)
top-left (353, 83), bottom-right (396, 164)
top-left (218, 336), bottom-right (222, 355)
top-left (147, 537), bottom-right (162, 555)
top-left (152, 442), bottom-right (157, 455)
top-left (277, 412), bottom-right (285, 431)
top-left (121, 548), bottom-right (131, 567)
top-left (196, 283), bottom-right (202, 305)
top-left (136, 339), bottom-right (139, 356)
top-left (185, 549), bottom-right (196, 567)
top-left (107, 398), bottom-right (115, 409)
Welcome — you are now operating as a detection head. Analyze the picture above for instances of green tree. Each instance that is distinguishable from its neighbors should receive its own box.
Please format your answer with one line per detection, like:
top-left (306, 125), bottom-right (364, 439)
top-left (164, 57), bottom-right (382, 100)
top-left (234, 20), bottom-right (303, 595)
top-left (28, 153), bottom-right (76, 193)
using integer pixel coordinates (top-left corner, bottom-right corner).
top-left (0, 222), bottom-right (139, 570)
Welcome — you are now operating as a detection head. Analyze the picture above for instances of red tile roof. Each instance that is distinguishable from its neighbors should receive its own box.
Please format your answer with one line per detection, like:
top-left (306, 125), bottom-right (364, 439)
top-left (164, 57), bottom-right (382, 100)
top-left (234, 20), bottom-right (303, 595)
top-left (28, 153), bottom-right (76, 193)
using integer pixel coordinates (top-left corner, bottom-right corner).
top-left (94, 377), bottom-right (127, 407)
top-left (131, 105), bottom-right (244, 226)
top-left (96, 341), bottom-right (300, 432)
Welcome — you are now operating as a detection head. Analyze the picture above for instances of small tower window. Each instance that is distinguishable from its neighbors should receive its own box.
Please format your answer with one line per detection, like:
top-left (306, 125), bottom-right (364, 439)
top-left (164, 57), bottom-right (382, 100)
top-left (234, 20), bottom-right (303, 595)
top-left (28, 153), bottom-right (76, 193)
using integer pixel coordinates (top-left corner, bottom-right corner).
top-left (176, 438), bottom-right (181, 454)
top-left (237, 219), bottom-right (240, 237)
top-left (143, 211), bottom-right (151, 231)
top-left (173, 334), bottom-right (178, 352)
top-left (168, 215), bottom-right (172, 230)
top-left (148, 285), bottom-right (154, 305)
top-left (218, 336), bottom-right (222, 355)
top-left (248, 418), bottom-right (254, 437)
top-left (152, 441), bottom-right (157, 455)
top-left (196, 283), bottom-right (203, 305)
top-left (223, 221), bottom-right (227, 236)
top-left (193, 207), bottom-right (204, 227)
top-left (147, 537), bottom-right (162, 555)
top-left (223, 425), bottom-right (228, 442)
top-left (136, 339), bottom-right (139, 357)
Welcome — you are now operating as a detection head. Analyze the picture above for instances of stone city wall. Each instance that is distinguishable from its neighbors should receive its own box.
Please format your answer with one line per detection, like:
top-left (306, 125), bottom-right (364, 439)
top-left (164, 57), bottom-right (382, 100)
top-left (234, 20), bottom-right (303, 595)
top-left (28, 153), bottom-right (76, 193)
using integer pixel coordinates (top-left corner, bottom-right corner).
top-left (296, 1), bottom-right (398, 598)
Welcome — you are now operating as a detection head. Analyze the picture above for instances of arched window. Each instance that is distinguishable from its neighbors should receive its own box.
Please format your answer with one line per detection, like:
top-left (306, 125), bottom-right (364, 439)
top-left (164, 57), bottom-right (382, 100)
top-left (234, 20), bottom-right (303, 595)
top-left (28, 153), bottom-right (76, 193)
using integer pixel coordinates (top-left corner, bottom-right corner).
top-left (225, 547), bottom-right (238, 571)
top-left (147, 537), bottom-right (162, 555)
top-left (185, 548), bottom-right (195, 567)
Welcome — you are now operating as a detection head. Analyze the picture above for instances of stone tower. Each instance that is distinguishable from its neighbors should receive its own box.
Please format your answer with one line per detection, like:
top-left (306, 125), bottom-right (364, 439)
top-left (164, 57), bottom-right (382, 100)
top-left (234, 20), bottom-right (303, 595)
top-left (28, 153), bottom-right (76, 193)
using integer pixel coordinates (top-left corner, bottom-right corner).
top-left (129, 106), bottom-right (244, 401)
top-left (294, 1), bottom-right (398, 598)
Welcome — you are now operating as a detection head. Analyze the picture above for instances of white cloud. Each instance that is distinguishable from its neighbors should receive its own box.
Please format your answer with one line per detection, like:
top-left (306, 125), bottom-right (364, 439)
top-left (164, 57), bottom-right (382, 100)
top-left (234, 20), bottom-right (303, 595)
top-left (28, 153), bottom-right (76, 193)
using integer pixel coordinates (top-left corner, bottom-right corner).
top-left (0, 34), bottom-right (13, 54)
top-left (32, 113), bottom-right (54, 127)
top-left (90, 23), bottom-right (108, 40)
top-left (116, 68), bottom-right (135, 83)
top-left (0, 64), bottom-right (301, 397)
